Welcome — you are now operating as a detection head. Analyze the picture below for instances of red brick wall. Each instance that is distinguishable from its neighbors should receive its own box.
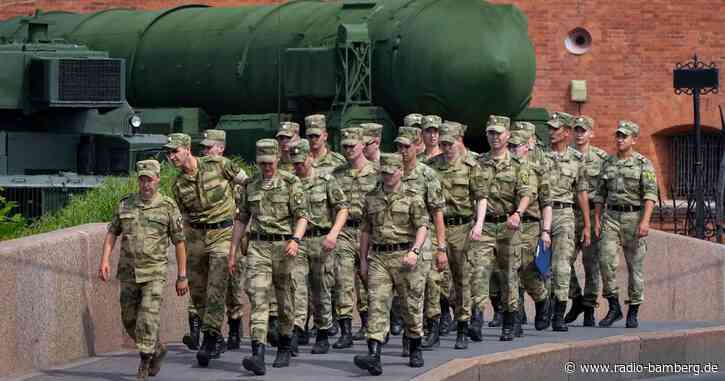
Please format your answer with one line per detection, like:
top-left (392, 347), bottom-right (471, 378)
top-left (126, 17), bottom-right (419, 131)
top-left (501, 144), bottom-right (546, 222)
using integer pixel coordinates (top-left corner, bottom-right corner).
top-left (3, 0), bottom-right (725, 196)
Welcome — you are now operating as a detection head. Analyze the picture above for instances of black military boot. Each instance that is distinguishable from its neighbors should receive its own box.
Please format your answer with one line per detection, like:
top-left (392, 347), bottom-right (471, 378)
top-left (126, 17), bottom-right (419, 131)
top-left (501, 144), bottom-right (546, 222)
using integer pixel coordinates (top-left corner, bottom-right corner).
top-left (626, 304), bottom-right (640, 328)
top-left (267, 315), bottom-right (280, 347)
top-left (421, 318), bottom-right (440, 350)
top-left (242, 340), bottom-right (266, 375)
top-left (227, 318), bottom-right (241, 350)
top-left (290, 326), bottom-right (302, 357)
top-left (136, 352), bottom-right (152, 381)
top-left (488, 295), bottom-right (503, 327)
top-left (390, 297), bottom-right (403, 335)
top-left (300, 315), bottom-right (311, 346)
top-left (564, 295), bottom-right (585, 324)
top-left (311, 328), bottom-right (330, 354)
top-left (400, 333), bottom-right (410, 357)
top-left (468, 306), bottom-right (483, 342)
top-left (353, 311), bottom-right (369, 341)
top-left (598, 296), bottom-right (623, 328)
top-left (514, 308), bottom-right (524, 338)
top-left (215, 334), bottom-right (226, 357)
top-left (332, 318), bottom-right (353, 349)
top-left (583, 306), bottom-right (596, 327)
top-left (196, 331), bottom-right (218, 367)
top-left (552, 299), bottom-right (569, 332)
top-left (354, 339), bottom-right (383, 376)
top-left (519, 288), bottom-right (528, 325)
top-left (534, 298), bottom-right (551, 331)
top-left (182, 314), bottom-right (201, 350)
top-left (272, 335), bottom-right (292, 368)
top-left (439, 297), bottom-right (453, 336)
top-left (148, 342), bottom-right (167, 377)
top-left (500, 311), bottom-right (514, 341)
top-left (408, 337), bottom-right (424, 368)
top-left (454, 321), bottom-right (468, 350)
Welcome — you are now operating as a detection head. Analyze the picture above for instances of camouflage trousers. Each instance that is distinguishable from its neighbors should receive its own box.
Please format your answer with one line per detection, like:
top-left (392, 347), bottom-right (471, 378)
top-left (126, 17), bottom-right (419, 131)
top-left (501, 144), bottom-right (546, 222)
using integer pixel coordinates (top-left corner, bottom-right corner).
top-left (599, 210), bottom-right (647, 305)
top-left (445, 223), bottom-right (480, 321)
top-left (489, 268), bottom-right (502, 298)
top-left (332, 227), bottom-right (360, 319)
top-left (518, 221), bottom-right (548, 302)
top-left (292, 244), bottom-right (309, 329)
top-left (475, 221), bottom-right (521, 312)
top-left (424, 254), bottom-right (448, 319)
top-left (226, 246), bottom-right (249, 320)
top-left (355, 268), bottom-right (368, 313)
top-left (187, 226), bottom-right (231, 334)
top-left (120, 279), bottom-right (165, 354)
top-left (570, 209), bottom-right (601, 307)
top-left (550, 208), bottom-right (576, 302)
top-left (247, 239), bottom-right (295, 343)
top-left (302, 236), bottom-right (336, 330)
top-left (367, 249), bottom-right (426, 342)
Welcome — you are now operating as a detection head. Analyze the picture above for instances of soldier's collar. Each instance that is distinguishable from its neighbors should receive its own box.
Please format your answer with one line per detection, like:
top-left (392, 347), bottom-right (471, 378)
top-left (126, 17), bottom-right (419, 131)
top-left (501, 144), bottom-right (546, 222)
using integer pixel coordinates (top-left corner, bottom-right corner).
top-left (136, 192), bottom-right (162, 208)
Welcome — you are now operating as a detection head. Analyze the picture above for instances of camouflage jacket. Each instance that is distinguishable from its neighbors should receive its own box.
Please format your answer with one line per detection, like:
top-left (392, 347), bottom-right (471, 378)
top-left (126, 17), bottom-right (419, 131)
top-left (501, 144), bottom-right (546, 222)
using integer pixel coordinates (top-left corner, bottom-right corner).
top-left (312, 149), bottom-right (346, 177)
top-left (108, 192), bottom-right (185, 283)
top-left (546, 146), bottom-right (588, 204)
top-left (521, 153), bottom-right (552, 220)
top-left (573, 145), bottom-right (609, 202)
top-left (594, 151), bottom-right (658, 207)
top-left (401, 161), bottom-right (446, 216)
top-left (428, 150), bottom-right (486, 218)
top-left (332, 160), bottom-right (379, 222)
top-left (300, 170), bottom-right (350, 230)
top-left (171, 156), bottom-right (242, 224)
top-left (237, 170), bottom-right (309, 235)
top-left (362, 182), bottom-right (429, 246)
top-left (478, 150), bottom-right (531, 218)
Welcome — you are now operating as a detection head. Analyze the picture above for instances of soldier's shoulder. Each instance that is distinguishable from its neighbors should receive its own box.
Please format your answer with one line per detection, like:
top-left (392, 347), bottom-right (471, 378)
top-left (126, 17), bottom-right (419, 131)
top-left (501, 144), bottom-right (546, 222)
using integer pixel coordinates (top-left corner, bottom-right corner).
top-left (329, 151), bottom-right (346, 162)
top-left (634, 151), bottom-right (654, 166)
top-left (463, 152), bottom-right (479, 167)
top-left (159, 195), bottom-right (180, 209)
top-left (319, 172), bottom-right (335, 183)
top-left (278, 170), bottom-right (299, 183)
top-left (118, 193), bottom-right (135, 208)
top-left (569, 147), bottom-right (584, 161)
top-left (591, 146), bottom-right (609, 158)
top-left (332, 162), bottom-right (351, 175)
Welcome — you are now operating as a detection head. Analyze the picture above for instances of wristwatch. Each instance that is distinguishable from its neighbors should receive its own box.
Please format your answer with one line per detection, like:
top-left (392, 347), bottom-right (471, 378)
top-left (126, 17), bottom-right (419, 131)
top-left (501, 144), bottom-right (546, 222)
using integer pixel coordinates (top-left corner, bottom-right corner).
top-left (290, 236), bottom-right (301, 244)
top-left (177, 275), bottom-right (187, 282)
top-left (411, 247), bottom-right (421, 256)
top-left (542, 229), bottom-right (551, 234)
top-left (437, 245), bottom-right (448, 253)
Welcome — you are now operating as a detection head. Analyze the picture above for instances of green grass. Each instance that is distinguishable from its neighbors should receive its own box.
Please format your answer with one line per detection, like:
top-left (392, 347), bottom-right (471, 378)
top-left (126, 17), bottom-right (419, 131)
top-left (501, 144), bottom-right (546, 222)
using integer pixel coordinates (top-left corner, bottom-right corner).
top-left (0, 159), bottom-right (255, 241)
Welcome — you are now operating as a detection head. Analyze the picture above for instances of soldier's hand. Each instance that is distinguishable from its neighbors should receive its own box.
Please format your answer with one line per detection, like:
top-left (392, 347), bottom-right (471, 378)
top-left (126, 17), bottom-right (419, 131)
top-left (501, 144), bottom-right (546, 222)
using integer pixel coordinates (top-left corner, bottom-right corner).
top-left (506, 213), bottom-right (521, 230)
top-left (98, 260), bottom-right (111, 282)
top-left (594, 221), bottom-right (602, 240)
top-left (581, 228), bottom-right (592, 247)
top-left (436, 252), bottom-right (448, 272)
top-left (176, 279), bottom-right (189, 296)
top-left (286, 240), bottom-right (299, 257)
top-left (359, 262), bottom-right (368, 286)
top-left (469, 225), bottom-right (483, 241)
top-left (402, 252), bottom-right (418, 269)
top-left (637, 221), bottom-right (650, 238)
top-left (541, 231), bottom-right (551, 249)
top-left (228, 256), bottom-right (236, 275)
top-left (322, 233), bottom-right (338, 252)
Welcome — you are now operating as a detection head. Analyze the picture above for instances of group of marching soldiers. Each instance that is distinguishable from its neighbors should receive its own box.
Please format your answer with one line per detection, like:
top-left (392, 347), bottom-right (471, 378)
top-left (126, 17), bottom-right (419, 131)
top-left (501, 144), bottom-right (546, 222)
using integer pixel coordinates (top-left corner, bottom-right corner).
top-left (99, 110), bottom-right (658, 379)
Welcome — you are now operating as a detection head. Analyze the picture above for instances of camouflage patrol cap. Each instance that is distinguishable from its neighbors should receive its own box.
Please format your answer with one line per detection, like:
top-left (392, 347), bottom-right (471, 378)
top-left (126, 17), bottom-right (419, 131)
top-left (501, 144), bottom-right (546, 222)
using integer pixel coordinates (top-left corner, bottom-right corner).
top-left (340, 127), bottom-right (364, 146)
top-left (304, 114), bottom-right (326, 136)
top-left (200, 129), bottom-right (226, 146)
top-left (256, 139), bottom-right (279, 163)
top-left (616, 120), bottom-right (640, 136)
top-left (290, 139), bottom-right (310, 163)
top-left (439, 122), bottom-right (462, 144)
top-left (394, 126), bottom-right (421, 146)
top-left (164, 133), bottom-right (191, 149)
top-left (422, 115), bottom-right (443, 130)
top-left (380, 153), bottom-right (403, 175)
top-left (444, 120), bottom-right (467, 136)
top-left (509, 129), bottom-right (532, 145)
top-left (573, 115), bottom-right (594, 130)
top-left (546, 111), bottom-right (574, 129)
top-left (360, 123), bottom-right (383, 144)
top-left (486, 115), bottom-right (511, 133)
top-left (404, 113), bottom-right (424, 127)
top-left (276, 121), bottom-right (300, 138)
top-left (512, 121), bottom-right (536, 134)
top-left (136, 159), bottom-right (161, 178)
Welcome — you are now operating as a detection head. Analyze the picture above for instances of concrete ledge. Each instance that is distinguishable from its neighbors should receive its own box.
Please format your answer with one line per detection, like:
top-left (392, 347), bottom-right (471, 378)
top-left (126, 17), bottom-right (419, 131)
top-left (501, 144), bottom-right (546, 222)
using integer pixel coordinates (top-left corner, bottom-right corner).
top-left (413, 326), bottom-right (725, 381)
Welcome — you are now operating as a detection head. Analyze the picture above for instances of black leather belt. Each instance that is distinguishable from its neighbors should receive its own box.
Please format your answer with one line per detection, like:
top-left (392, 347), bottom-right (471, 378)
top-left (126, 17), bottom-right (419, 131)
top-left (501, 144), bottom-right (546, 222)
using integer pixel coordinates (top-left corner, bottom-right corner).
top-left (445, 215), bottom-right (473, 226)
top-left (486, 215), bottom-right (508, 224)
top-left (189, 219), bottom-right (233, 230)
top-left (552, 202), bottom-right (573, 210)
top-left (346, 219), bottom-right (361, 228)
top-left (521, 215), bottom-right (540, 223)
top-left (251, 232), bottom-right (293, 241)
top-left (608, 204), bottom-right (642, 212)
top-left (372, 242), bottom-right (412, 253)
top-left (307, 227), bottom-right (331, 237)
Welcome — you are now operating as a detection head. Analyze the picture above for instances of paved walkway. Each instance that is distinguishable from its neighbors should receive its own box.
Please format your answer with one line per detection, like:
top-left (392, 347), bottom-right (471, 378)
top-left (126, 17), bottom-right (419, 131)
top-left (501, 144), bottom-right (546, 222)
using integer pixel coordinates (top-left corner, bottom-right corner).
top-left (12, 321), bottom-right (725, 381)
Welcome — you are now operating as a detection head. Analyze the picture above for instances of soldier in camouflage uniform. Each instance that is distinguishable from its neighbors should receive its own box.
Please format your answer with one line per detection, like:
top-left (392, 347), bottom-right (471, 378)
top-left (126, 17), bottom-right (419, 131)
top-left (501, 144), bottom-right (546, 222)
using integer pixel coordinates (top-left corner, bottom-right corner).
top-left (199, 129), bottom-right (247, 350)
top-left (508, 123), bottom-right (553, 335)
top-left (476, 115), bottom-right (532, 341)
top-left (564, 116), bottom-right (609, 327)
top-left (305, 114), bottom-right (347, 176)
top-left (354, 153), bottom-right (430, 375)
top-left (289, 139), bottom-right (350, 354)
top-left (427, 123), bottom-right (487, 350)
top-left (99, 159), bottom-right (187, 381)
top-left (331, 127), bottom-right (380, 349)
top-left (166, 133), bottom-right (247, 366)
top-left (594, 121), bottom-right (657, 329)
top-left (229, 139), bottom-right (309, 374)
top-left (361, 122), bottom-right (383, 164)
top-left (545, 112), bottom-right (592, 333)
top-left (418, 116), bottom-right (443, 163)
top-left (276, 121), bottom-right (301, 173)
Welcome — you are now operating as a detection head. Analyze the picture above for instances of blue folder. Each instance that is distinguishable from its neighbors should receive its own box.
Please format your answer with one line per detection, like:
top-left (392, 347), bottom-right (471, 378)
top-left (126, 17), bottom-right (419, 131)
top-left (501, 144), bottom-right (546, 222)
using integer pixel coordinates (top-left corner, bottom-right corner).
top-left (534, 239), bottom-right (552, 280)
